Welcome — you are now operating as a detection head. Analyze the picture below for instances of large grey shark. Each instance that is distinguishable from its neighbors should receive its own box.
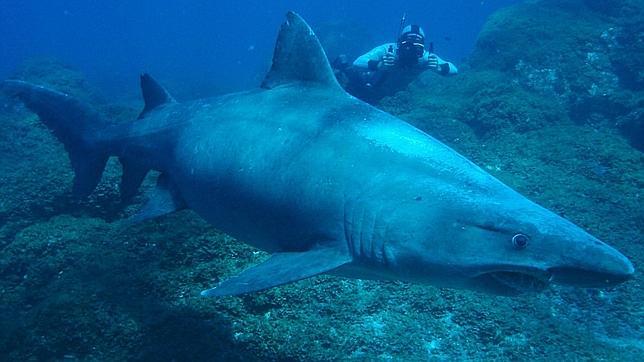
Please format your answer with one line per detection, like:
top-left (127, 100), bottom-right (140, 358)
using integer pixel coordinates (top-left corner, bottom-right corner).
top-left (3, 12), bottom-right (634, 297)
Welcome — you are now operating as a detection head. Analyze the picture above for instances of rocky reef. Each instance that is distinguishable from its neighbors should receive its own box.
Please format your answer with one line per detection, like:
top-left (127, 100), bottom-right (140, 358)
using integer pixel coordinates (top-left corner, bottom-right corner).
top-left (0, 0), bottom-right (642, 360)
top-left (469, 0), bottom-right (644, 150)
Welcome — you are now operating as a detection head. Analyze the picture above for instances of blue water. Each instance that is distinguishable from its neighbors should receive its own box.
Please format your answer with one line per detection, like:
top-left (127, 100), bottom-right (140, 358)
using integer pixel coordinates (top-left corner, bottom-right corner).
top-left (0, 0), bottom-right (519, 98)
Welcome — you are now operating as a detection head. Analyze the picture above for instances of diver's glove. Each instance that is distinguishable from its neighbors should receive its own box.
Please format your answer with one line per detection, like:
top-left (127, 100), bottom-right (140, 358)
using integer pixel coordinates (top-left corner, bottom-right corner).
top-left (429, 54), bottom-right (451, 75)
top-left (428, 54), bottom-right (439, 70)
top-left (380, 46), bottom-right (396, 69)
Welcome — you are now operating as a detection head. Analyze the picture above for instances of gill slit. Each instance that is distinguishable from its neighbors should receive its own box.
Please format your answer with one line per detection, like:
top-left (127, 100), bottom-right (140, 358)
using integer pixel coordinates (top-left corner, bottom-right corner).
top-left (358, 206), bottom-right (367, 259)
top-left (369, 205), bottom-right (384, 262)
top-left (343, 198), bottom-right (353, 258)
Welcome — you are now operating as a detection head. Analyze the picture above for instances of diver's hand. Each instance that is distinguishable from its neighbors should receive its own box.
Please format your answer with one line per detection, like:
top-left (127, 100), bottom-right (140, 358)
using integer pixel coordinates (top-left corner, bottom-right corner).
top-left (428, 54), bottom-right (439, 70)
top-left (381, 49), bottom-right (396, 69)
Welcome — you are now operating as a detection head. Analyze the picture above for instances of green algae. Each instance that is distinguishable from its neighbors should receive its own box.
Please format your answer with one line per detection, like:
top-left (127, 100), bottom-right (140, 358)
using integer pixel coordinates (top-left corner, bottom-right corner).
top-left (468, 0), bottom-right (644, 150)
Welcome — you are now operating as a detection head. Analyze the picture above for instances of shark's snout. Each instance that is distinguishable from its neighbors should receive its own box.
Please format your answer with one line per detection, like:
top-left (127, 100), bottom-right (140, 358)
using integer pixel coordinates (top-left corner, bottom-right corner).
top-left (466, 230), bottom-right (635, 295)
top-left (543, 230), bottom-right (635, 288)
top-left (549, 249), bottom-right (634, 288)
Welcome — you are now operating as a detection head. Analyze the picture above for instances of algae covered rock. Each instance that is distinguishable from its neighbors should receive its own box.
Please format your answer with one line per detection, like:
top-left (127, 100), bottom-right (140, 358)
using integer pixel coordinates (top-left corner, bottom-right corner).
top-left (381, 69), bottom-right (568, 141)
top-left (468, 0), bottom-right (643, 148)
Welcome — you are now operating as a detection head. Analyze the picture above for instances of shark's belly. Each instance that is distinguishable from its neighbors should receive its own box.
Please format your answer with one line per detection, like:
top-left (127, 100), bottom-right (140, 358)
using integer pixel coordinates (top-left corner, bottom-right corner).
top-left (177, 170), bottom-right (346, 252)
top-left (169, 125), bottom-right (348, 252)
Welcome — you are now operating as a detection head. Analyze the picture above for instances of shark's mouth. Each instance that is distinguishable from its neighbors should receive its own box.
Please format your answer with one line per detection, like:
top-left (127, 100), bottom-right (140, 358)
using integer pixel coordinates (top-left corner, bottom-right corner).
top-left (476, 270), bottom-right (552, 295)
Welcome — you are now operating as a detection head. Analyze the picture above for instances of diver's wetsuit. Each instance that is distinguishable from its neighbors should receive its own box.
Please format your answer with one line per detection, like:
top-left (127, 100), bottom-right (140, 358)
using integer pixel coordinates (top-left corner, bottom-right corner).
top-left (336, 43), bottom-right (458, 103)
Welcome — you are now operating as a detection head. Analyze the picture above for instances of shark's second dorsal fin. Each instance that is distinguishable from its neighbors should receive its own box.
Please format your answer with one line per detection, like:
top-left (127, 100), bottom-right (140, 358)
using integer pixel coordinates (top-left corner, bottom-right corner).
top-left (261, 12), bottom-right (342, 91)
top-left (138, 73), bottom-right (175, 119)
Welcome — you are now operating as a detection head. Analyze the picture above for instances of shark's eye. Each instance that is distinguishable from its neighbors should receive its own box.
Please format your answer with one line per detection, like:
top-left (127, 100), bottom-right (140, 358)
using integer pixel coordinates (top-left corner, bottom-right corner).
top-left (512, 234), bottom-right (529, 249)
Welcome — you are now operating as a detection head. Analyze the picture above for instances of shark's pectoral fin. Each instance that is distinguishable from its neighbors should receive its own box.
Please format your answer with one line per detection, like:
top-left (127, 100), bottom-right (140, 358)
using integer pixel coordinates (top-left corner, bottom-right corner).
top-left (129, 173), bottom-right (185, 223)
top-left (201, 246), bottom-right (352, 297)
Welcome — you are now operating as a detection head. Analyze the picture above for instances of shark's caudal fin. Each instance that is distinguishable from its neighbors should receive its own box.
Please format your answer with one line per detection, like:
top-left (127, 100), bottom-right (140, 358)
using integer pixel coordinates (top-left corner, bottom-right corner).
top-left (261, 11), bottom-right (343, 91)
top-left (3, 80), bottom-right (110, 197)
top-left (3, 74), bottom-right (175, 200)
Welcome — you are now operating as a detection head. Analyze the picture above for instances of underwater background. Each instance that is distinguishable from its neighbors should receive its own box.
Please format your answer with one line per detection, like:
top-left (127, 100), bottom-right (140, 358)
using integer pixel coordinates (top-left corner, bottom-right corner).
top-left (0, 0), bottom-right (642, 360)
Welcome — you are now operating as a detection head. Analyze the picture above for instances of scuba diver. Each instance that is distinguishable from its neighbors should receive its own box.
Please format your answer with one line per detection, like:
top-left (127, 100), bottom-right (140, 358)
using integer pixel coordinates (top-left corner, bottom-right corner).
top-left (334, 24), bottom-right (458, 103)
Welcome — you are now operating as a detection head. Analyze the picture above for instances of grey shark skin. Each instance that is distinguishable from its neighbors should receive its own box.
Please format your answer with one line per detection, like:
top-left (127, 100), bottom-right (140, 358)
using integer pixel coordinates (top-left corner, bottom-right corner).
top-left (3, 12), bottom-right (634, 297)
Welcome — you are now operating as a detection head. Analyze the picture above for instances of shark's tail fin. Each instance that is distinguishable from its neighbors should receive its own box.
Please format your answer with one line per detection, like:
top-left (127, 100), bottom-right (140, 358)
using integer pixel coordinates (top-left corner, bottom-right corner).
top-left (3, 80), bottom-right (110, 198)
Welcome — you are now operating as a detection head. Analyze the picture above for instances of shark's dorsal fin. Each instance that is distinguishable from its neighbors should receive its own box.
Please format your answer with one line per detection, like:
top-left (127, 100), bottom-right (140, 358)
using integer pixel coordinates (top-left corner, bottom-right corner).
top-left (261, 12), bottom-right (342, 91)
top-left (138, 73), bottom-right (175, 119)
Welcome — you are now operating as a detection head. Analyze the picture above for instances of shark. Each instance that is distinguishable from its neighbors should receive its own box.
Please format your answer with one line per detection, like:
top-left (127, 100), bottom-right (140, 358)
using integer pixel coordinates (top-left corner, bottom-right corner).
top-left (3, 12), bottom-right (634, 297)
